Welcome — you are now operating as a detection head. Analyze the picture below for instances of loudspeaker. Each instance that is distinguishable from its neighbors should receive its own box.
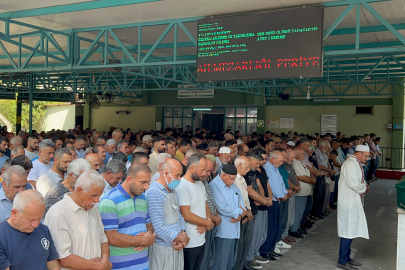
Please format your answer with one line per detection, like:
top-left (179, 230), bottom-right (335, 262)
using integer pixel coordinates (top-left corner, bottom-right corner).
top-left (279, 94), bottom-right (289, 100)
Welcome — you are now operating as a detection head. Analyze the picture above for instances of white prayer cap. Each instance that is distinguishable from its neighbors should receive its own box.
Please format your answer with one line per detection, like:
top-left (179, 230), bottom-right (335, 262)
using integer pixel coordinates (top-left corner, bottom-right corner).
top-left (142, 135), bottom-right (153, 142)
top-left (287, 141), bottom-right (295, 146)
top-left (355, 145), bottom-right (370, 152)
top-left (236, 139), bottom-right (243, 145)
top-left (218, 147), bottom-right (231, 154)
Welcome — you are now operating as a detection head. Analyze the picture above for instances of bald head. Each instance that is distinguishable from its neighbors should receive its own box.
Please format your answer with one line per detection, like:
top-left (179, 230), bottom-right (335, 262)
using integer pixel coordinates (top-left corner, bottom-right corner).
top-left (85, 153), bottom-right (102, 171)
top-left (158, 158), bottom-right (182, 189)
top-left (235, 156), bottom-right (250, 176)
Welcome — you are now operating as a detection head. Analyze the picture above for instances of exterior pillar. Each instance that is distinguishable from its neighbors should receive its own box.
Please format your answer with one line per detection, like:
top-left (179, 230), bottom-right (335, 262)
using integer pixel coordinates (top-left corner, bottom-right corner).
top-left (392, 82), bottom-right (405, 168)
top-left (15, 96), bottom-right (22, 134)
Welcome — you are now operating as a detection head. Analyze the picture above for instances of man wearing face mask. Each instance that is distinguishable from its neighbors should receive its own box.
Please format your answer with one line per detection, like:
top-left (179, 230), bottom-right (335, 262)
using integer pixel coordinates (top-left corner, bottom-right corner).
top-left (210, 163), bottom-right (246, 270)
top-left (177, 153), bottom-right (214, 270)
top-left (147, 158), bottom-right (190, 270)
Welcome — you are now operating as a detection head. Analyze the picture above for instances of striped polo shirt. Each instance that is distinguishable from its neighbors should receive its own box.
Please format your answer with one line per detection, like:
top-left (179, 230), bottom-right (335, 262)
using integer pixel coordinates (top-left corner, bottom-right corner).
top-left (98, 183), bottom-right (150, 270)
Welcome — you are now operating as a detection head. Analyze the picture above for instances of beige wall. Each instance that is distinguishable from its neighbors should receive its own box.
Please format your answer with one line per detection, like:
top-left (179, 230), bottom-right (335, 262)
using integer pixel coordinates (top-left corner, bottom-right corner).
top-left (266, 105), bottom-right (392, 148)
top-left (34, 104), bottom-right (76, 132)
top-left (90, 106), bottom-right (156, 132)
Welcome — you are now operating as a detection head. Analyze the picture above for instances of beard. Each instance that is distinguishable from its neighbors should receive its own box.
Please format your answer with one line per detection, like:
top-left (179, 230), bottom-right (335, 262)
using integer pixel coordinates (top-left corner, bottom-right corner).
top-left (191, 172), bottom-right (201, 181)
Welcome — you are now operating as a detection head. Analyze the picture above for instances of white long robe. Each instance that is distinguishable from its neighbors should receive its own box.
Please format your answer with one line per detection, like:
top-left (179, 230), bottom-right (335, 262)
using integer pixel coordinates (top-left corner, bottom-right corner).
top-left (337, 155), bottom-right (369, 239)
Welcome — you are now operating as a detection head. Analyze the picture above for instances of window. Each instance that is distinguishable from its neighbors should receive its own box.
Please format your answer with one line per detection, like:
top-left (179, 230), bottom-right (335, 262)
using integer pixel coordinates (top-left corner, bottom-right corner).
top-left (356, 106), bottom-right (373, 115)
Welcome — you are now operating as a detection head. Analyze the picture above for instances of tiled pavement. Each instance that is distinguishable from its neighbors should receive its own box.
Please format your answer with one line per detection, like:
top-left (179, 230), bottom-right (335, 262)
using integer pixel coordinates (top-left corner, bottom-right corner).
top-left (260, 179), bottom-right (398, 270)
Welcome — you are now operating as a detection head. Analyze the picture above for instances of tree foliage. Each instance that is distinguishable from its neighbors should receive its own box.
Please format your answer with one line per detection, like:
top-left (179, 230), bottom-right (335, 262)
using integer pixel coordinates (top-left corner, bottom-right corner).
top-left (0, 99), bottom-right (53, 132)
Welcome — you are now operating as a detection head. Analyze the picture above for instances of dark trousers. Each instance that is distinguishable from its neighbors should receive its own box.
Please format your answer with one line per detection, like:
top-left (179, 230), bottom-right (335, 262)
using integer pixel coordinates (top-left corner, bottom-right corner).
top-left (201, 228), bottom-right (215, 270)
top-left (367, 159), bottom-right (376, 180)
top-left (213, 238), bottom-right (238, 270)
top-left (184, 244), bottom-right (206, 270)
top-left (233, 219), bottom-right (253, 270)
top-left (373, 157), bottom-right (380, 176)
top-left (260, 201), bottom-right (279, 256)
top-left (300, 195), bottom-right (313, 227)
top-left (338, 238), bottom-right (353, 264)
top-left (277, 200), bottom-right (289, 242)
top-left (311, 176), bottom-right (325, 217)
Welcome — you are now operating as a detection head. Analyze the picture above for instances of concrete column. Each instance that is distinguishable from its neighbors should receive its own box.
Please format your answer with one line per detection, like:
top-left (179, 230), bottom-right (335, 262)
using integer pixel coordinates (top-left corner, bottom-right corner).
top-left (83, 104), bottom-right (91, 130)
top-left (257, 105), bottom-right (266, 135)
top-left (155, 107), bottom-right (162, 132)
top-left (397, 208), bottom-right (405, 270)
top-left (392, 82), bottom-right (405, 168)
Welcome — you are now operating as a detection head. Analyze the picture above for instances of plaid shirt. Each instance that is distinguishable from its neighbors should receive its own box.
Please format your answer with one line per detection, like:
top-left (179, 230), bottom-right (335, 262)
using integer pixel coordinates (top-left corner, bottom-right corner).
top-left (202, 177), bottom-right (217, 216)
top-left (44, 181), bottom-right (69, 217)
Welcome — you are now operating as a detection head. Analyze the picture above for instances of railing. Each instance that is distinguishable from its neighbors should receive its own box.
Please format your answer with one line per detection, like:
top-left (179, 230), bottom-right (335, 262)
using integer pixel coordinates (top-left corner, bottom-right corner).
top-left (379, 147), bottom-right (405, 170)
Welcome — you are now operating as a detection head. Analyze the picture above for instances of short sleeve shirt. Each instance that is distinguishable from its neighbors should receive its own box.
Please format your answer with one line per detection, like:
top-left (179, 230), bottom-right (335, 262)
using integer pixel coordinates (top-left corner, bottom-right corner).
top-left (0, 221), bottom-right (59, 270)
top-left (28, 160), bottom-right (53, 181)
top-left (245, 171), bottom-right (260, 215)
top-left (256, 167), bottom-right (270, 211)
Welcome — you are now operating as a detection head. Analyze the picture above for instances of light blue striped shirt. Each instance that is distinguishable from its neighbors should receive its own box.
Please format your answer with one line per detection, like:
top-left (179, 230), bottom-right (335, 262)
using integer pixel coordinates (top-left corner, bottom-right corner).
top-left (263, 161), bottom-right (288, 201)
top-left (209, 175), bottom-right (244, 239)
top-left (146, 181), bottom-right (186, 247)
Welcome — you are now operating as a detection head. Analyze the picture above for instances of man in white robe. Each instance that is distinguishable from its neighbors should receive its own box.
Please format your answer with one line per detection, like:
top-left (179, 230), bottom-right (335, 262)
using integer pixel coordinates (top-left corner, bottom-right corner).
top-left (337, 145), bottom-right (371, 270)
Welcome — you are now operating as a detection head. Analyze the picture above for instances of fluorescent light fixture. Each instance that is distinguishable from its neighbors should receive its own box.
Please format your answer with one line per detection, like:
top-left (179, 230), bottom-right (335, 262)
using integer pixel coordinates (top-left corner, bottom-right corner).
top-left (193, 108), bottom-right (212, 111)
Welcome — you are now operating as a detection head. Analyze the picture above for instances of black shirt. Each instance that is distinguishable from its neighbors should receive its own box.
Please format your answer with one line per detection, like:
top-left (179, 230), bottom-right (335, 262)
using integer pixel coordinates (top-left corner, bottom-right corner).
top-left (245, 170), bottom-right (260, 216)
top-left (257, 166), bottom-right (270, 211)
top-left (181, 163), bottom-right (187, 177)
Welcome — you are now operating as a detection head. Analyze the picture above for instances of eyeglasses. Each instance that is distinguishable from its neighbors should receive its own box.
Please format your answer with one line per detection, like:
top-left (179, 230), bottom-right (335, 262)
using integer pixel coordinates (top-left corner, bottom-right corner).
top-left (361, 152), bottom-right (371, 158)
top-left (72, 172), bottom-right (79, 178)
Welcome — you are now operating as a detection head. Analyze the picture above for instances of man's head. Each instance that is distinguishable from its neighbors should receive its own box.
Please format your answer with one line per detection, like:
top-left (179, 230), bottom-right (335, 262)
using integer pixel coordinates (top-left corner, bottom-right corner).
top-left (10, 145), bottom-right (25, 159)
top-left (219, 163), bottom-right (238, 187)
top-left (269, 150), bottom-right (284, 168)
top-left (336, 132), bottom-right (343, 140)
top-left (218, 147), bottom-right (231, 165)
top-left (237, 144), bottom-right (249, 157)
top-left (234, 156), bottom-right (250, 176)
top-left (298, 138), bottom-right (311, 151)
top-left (38, 139), bottom-right (55, 163)
top-left (179, 138), bottom-right (192, 154)
top-left (103, 160), bottom-right (127, 188)
top-left (142, 135), bottom-right (153, 147)
top-left (354, 145), bottom-right (371, 164)
top-left (246, 150), bottom-right (263, 171)
top-left (203, 157), bottom-right (214, 181)
top-left (340, 138), bottom-right (349, 149)
top-left (125, 163), bottom-right (152, 196)
top-left (51, 136), bottom-right (63, 149)
top-left (153, 136), bottom-right (166, 154)
top-left (85, 153), bottom-right (102, 171)
top-left (193, 134), bottom-right (203, 146)
top-left (10, 136), bottom-right (23, 148)
top-left (112, 129), bottom-right (123, 142)
top-left (112, 151), bottom-right (128, 164)
top-left (331, 139), bottom-right (340, 150)
top-left (53, 148), bottom-right (73, 174)
top-left (318, 140), bottom-right (331, 154)
top-left (2, 165), bottom-right (28, 201)
top-left (92, 145), bottom-right (106, 162)
top-left (208, 141), bottom-right (219, 155)
top-left (0, 136), bottom-right (9, 154)
top-left (105, 139), bottom-right (116, 154)
top-left (264, 139), bottom-right (275, 154)
top-left (159, 159), bottom-right (183, 189)
top-left (165, 136), bottom-right (176, 157)
top-left (96, 136), bottom-right (107, 147)
top-left (186, 153), bottom-right (207, 182)
top-left (286, 149), bottom-right (296, 164)
top-left (116, 140), bottom-right (130, 156)
top-left (155, 153), bottom-right (172, 172)
top-left (9, 190), bottom-right (45, 233)
top-left (131, 152), bottom-right (149, 167)
top-left (73, 170), bottom-right (105, 210)
top-left (65, 158), bottom-right (92, 191)
top-left (74, 135), bottom-right (86, 151)
top-left (225, 140), bottom-right (238, 162)
top-left (294, 149), bottom-right (306, 162)
top-left (26, 135), bottom-right (40, 151)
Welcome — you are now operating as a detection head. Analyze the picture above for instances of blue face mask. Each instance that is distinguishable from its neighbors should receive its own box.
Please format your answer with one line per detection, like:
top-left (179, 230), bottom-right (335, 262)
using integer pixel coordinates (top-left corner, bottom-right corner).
top-left (164, 173), bottom-right (181, 190)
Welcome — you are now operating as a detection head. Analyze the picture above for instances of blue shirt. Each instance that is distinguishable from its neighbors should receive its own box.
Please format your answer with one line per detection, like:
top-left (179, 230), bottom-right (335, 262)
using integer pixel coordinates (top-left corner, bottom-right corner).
top-left (0, 221), bottom-right (59, 270)
top-left (263, 161), bottom-right (288, 201)
top-left (0, 155), bottom-right (8, 170)
top-left (104, 152), bottom-right (113, 164)
top-left (0, 188), bottom-right (12, 223)
top-left (209, 175), bottom-right (244, 239)
top-left (146, 181), bottom-right (186, 247)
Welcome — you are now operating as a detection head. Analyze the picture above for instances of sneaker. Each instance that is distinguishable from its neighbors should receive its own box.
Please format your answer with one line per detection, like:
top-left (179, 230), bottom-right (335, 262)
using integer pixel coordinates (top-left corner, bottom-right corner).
top-left (254, 256), bottom-right (269, 264)
top-left (297, 228), bottom-right (307, 235)
top-left (273, 247), bottom-right (282, 254)
top-left (262, 254), bottom-right (277, 261)
top-left (270, 251), bottom-right (283, 257)
top-left (288, 230), bottom-right (304, 238)
top-left (246, 260), bottom-right (262, 269)
top-left (276, 240), bottom-right (292, 249)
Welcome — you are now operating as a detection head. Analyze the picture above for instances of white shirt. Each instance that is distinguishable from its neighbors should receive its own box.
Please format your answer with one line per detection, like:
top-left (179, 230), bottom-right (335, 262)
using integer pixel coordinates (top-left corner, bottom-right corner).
top-left (37, 170), bottom-right (63, 197)
top-left (292, 159), bottom-right (313, 197)
top-left (234, 173), bottom-right (251, 210)
top-left (151, 172), bottom-right (160, 183)
top-left (75, 149), bottom-right (85, 159)
top-left (24, 149), bottom-right (39, 160)
top-left (28, 159), bottom-right (53, 181)
top-left (44, 194), bottom-right (108, 270)
top-left (149, 151), bottom-right (159, 175)
top-left (176, 178), bottom-right (207, 248)
top-left (101, 177), bottom-right (114, 199)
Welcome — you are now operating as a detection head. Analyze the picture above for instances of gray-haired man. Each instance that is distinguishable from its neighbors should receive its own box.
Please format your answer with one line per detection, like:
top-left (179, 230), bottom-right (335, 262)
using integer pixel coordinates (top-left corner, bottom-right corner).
top-left (101, 159), bottom-right (127, 198)
top-left (27, 139), bottom-right (55, 189)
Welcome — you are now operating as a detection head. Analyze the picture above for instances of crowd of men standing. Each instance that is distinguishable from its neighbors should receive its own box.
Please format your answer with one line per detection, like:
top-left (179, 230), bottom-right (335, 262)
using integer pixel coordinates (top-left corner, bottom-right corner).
top-left (0, 126), bottom-right (380, 270)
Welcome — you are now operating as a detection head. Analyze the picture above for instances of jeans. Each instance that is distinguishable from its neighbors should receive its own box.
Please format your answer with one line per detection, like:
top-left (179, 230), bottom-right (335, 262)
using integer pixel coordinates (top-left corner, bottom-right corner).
top-left (290, 196), bottom-right (307, 232)
top-left (184, 244), bottom-right (206, 270)
top-left (338, 238), bottom-right (353, 264)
